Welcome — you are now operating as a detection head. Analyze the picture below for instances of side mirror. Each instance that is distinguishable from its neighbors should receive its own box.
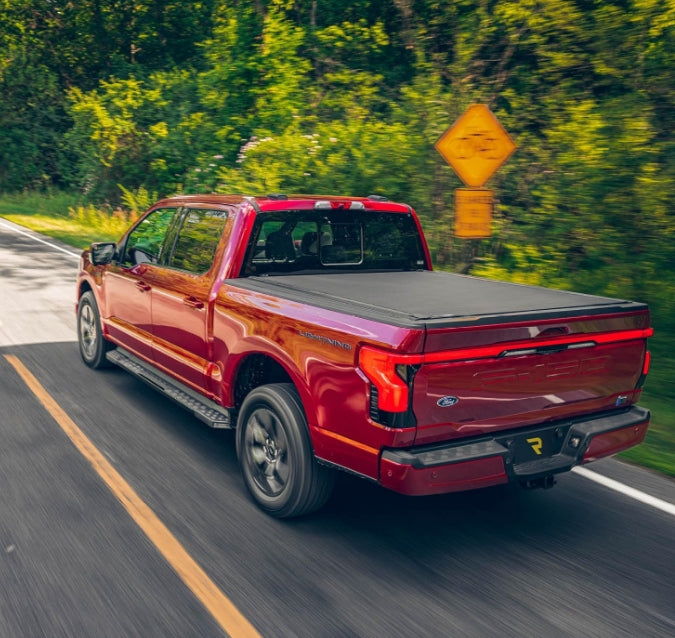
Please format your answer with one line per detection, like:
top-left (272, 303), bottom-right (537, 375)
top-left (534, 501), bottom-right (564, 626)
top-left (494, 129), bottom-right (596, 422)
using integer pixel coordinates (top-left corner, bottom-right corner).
top-left (90, 242), bottom-right (117, 266)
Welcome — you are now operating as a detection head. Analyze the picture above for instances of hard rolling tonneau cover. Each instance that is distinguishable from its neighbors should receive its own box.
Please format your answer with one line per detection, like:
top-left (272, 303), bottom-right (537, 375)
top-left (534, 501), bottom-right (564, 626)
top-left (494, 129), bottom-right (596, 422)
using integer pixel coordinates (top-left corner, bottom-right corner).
top-left (227, 271), bottom-right (647, 329)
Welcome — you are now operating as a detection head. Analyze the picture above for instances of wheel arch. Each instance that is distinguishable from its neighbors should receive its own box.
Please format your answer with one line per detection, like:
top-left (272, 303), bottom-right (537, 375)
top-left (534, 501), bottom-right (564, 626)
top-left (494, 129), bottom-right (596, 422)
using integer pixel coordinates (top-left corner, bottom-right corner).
top-left (76, 277), bottom-right (110, 338)
top-left (77, 278), bottom-right (93, 299)
top-left (230, 351), bottom-right (317, 435)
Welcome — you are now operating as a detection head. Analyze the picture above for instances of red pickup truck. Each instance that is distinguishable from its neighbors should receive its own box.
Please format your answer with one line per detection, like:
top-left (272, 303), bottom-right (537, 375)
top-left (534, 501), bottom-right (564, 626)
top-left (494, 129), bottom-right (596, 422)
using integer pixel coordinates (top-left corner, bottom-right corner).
top-left (76, 194), bottom-right (652, 517)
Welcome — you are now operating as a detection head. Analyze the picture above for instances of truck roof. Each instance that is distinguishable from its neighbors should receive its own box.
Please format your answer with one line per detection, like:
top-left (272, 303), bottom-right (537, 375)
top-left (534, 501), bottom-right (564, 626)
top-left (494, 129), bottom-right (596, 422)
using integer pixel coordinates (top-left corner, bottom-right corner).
top-left (150, 194), bottom-right (412, 214)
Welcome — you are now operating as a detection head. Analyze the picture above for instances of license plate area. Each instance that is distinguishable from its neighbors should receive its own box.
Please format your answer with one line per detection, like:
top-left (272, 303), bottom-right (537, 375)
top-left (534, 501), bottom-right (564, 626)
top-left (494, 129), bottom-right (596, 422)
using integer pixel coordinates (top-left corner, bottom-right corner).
top-left (497, 425), bottom-right (571, 464)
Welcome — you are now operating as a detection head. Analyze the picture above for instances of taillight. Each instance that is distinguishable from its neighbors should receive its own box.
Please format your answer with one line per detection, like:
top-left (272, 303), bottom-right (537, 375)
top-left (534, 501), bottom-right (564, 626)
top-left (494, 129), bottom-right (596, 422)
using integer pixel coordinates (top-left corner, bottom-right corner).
top-left (643, 350), bottom-right (651, 377)
top-left (636, 350), bottom-right (651, 389)
top-left (359, 346), bottom-right (416, 412)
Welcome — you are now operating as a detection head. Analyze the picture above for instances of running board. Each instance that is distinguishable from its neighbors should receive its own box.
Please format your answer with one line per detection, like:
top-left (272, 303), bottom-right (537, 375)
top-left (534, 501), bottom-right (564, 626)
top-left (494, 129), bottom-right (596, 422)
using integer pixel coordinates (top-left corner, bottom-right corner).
top-left (107, 348), bottom-right (233, 429)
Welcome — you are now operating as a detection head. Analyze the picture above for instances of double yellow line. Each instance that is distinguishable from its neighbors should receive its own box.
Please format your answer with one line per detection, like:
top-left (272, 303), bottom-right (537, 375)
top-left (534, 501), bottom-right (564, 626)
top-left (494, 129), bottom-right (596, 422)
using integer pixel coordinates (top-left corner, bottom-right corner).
top-left (5, 354), bottom-right (261, 638)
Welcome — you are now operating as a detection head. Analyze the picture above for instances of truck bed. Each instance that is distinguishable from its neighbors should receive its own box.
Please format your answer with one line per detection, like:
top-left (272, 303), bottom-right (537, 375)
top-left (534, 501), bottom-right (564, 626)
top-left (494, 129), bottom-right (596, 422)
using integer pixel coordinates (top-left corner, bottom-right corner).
top-left (229, 271), bottom-right (647, 329)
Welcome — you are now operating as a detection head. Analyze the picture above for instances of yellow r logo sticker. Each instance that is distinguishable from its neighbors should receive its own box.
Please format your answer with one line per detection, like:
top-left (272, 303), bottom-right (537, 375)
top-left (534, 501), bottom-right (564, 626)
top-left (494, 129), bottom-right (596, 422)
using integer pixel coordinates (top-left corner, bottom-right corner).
top-left (526, 437), bottom-right (543, 455)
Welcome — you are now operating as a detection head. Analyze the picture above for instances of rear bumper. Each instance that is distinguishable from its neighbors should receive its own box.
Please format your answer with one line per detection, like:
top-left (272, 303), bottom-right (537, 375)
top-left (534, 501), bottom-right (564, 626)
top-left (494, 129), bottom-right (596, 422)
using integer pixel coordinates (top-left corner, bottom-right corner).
top-left (379, 406), bottom-right (650, 496)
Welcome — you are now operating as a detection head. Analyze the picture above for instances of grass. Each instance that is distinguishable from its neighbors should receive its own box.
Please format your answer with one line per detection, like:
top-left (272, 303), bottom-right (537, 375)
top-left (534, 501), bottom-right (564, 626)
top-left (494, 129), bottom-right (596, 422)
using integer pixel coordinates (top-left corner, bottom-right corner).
top-left (0, 191), bottom-right (136, 249)
top-left (1, 190), bottom-right (673, 478)
top-left (621, 341), bottom-right (675, 477)
top-left (620, 392), bottom-right (675, 476)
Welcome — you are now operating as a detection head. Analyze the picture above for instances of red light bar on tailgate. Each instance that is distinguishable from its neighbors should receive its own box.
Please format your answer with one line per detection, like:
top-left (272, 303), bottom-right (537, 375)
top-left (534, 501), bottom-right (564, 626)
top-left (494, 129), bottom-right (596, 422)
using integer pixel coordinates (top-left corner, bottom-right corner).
top-left (358, 328), bottom-right (653, 413)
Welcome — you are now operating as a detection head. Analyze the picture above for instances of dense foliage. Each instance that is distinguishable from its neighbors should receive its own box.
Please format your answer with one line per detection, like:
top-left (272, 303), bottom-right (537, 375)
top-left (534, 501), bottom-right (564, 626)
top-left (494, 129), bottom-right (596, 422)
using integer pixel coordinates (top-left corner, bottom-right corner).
top-left (1, 0), bottom-right (673, 365)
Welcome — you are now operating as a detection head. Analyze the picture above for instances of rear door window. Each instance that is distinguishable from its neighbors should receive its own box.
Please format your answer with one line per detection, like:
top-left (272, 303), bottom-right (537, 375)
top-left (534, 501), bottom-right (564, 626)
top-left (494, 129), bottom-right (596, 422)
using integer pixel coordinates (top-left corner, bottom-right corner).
top-left (168, 208), bottom-right (229, 275)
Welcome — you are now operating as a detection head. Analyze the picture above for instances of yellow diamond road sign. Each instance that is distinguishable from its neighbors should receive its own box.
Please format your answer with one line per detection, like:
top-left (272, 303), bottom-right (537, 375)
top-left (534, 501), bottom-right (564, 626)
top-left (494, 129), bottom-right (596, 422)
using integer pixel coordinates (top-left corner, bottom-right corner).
top-left (435, 104), bottom-right (516, 187)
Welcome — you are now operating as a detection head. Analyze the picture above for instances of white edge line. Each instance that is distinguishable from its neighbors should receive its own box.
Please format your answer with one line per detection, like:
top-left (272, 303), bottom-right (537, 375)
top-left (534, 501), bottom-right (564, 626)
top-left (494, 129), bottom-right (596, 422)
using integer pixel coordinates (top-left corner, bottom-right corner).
top-left (572, 466), bottom-right (675, 517)
top-left (0, 219), bottom-right (81, 259)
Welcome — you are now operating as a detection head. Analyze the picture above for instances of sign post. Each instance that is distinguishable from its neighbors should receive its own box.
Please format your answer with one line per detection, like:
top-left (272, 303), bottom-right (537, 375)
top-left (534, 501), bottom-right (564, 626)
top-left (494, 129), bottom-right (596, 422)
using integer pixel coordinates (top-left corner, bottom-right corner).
top-left (434, 104), bottom-right (516, 238)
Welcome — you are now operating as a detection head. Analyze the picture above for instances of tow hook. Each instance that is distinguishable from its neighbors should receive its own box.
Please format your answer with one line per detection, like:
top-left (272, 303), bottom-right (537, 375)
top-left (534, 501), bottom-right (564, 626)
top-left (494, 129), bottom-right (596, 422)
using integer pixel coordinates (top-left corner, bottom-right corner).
top-left (520, 475), bottom-right (557, 490)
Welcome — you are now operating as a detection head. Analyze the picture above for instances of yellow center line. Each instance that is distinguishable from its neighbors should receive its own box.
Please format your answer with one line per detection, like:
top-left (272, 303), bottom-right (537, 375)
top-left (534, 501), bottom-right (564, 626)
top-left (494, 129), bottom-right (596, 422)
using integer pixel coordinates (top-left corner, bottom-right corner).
top-left (4, 354), bottom-right (261, 638)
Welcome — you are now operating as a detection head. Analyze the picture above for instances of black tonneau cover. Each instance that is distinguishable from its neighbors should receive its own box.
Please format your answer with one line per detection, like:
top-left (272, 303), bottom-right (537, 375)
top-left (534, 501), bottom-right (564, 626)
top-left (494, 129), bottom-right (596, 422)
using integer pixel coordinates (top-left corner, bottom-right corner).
top-left (227, 271), bottom-right (646, 329)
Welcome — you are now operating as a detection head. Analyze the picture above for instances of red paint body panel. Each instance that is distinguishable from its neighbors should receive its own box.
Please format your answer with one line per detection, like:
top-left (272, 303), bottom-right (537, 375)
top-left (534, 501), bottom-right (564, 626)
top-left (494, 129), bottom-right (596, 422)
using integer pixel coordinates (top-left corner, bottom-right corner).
top-left (380, 455), bottom-right (508, 496)
top-left (102, 265), bottom-right (154, 358)
top-left (582, 422), bottom-right (649, 463)
top-left (147, 268), bottom-right (213, 391)
top-left (76, 194), bottom-right (652, 495)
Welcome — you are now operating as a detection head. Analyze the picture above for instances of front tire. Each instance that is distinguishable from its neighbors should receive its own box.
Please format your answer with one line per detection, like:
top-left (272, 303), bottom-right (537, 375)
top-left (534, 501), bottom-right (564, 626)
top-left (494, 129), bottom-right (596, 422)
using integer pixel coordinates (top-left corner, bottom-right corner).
top-left (77, 291), bottom-right (112, 369)
top-left (236, 383), bottom-right (335, 518)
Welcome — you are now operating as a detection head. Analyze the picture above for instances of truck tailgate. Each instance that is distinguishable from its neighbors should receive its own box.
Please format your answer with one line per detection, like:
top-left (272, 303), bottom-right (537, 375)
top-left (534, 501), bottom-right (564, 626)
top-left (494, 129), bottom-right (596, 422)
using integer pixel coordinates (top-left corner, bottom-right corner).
top-left (413, 332), bottom-right (649, 445)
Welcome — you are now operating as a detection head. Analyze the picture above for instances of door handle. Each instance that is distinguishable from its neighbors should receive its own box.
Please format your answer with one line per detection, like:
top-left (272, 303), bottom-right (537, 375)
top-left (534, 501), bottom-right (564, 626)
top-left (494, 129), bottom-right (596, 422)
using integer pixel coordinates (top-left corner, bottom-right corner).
top-left (135, 281), bottom-right (151, 292)
top-left (183, 296), bottom-right (204, 310)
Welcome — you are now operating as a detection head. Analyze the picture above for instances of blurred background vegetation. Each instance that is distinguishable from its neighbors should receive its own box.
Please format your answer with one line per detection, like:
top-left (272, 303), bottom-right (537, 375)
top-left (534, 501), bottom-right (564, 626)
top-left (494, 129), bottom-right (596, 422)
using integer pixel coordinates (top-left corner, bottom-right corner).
top-left (0, 0), bottom-right (672, 474)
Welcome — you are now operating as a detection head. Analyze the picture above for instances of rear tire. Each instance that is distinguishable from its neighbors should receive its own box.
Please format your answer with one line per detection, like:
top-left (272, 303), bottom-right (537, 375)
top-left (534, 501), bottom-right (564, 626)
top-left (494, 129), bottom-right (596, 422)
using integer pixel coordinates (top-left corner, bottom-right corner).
top-left (77, 291), bottom-right (113, 369)
top-left (236, 383), bottom-right (335, 518)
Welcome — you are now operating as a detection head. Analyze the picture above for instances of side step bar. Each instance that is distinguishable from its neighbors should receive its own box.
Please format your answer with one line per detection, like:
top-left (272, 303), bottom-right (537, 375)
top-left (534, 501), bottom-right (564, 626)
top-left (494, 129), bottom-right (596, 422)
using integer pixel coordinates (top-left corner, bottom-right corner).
top-left (107, 348), bottom-right (233, 429)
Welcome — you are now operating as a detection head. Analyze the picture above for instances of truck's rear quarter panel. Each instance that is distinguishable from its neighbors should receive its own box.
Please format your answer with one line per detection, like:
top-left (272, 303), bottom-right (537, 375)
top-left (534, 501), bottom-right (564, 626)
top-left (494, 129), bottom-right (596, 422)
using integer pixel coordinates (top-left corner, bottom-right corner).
top-left (213, 283), bottom-right (424, 478)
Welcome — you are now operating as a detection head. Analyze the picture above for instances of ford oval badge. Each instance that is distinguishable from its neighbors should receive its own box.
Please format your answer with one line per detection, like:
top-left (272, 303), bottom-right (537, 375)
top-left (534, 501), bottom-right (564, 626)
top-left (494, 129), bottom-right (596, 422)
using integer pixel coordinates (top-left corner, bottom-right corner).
top-left (437, 396), bottom-right (459, 407)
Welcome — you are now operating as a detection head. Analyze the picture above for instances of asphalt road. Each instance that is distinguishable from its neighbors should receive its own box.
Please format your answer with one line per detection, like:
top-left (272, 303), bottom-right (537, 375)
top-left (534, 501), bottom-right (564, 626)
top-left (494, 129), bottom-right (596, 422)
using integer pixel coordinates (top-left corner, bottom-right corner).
top-left (0, 218), bottom-right (673, 638)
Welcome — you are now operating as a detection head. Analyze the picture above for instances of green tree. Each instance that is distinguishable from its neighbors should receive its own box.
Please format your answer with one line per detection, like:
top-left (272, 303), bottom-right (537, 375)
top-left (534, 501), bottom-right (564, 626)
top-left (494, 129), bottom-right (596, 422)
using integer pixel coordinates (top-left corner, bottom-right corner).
top-left (0, 50), bottom-right (70, 190)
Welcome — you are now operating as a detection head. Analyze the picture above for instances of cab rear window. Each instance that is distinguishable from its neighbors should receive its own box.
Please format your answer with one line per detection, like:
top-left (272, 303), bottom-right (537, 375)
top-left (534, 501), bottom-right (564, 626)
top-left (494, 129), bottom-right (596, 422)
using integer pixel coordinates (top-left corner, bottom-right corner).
top-left (242, 210), bottom-right (428, 276)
